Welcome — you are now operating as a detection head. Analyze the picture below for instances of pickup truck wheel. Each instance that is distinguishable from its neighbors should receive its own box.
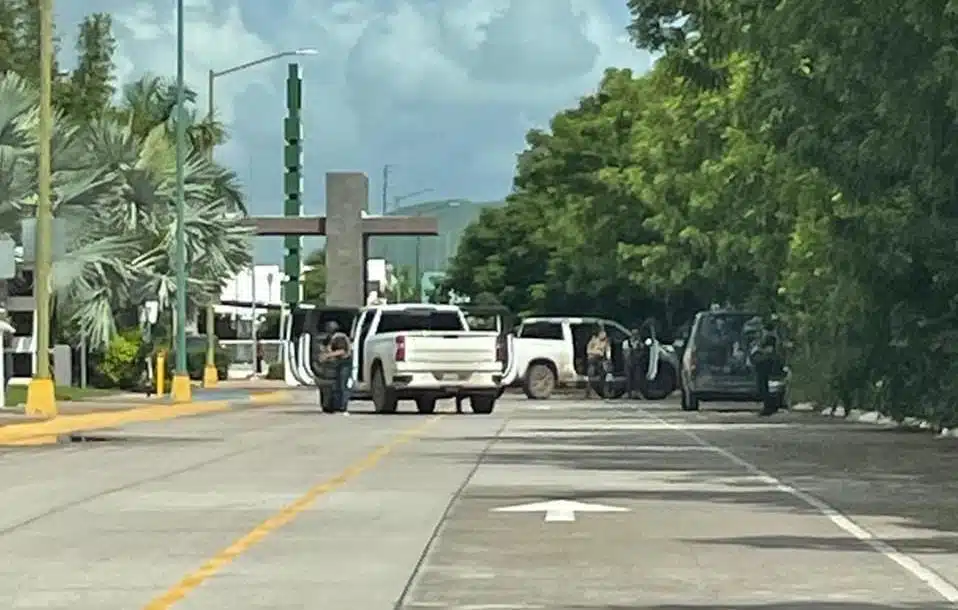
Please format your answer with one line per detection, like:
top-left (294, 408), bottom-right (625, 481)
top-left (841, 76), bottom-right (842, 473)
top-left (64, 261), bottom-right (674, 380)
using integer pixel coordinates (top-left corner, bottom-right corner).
top-left (640, 365), bottom-right (676, 401)
top-left (523, 363), bottom-right (556, 400)
top-left (371, 367), bottom-right (398, 414)
top-left (415, 397), bottom-right (437, 414)
top-left (469, 395), bottom-right (496, 414)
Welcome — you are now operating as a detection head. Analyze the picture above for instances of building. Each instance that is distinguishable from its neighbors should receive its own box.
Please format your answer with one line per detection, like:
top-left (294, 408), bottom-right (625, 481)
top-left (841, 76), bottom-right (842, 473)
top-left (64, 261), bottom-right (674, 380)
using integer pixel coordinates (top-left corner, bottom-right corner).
top-left (216, 264), bottom-right (283, 320)
top-left (367, 199), bottom-right (504, 278)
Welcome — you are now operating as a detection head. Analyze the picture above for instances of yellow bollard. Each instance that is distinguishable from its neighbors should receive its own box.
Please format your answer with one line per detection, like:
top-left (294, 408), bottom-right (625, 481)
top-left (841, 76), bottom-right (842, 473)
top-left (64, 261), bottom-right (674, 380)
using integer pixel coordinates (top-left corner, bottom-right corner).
top-left (156, 350), bottom-right (166, 395)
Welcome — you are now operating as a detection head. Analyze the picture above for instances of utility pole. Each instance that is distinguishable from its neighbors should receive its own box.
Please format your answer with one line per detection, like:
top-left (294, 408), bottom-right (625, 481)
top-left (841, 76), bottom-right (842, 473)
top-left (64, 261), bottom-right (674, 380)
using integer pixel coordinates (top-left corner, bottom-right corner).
top-left (26, 0), bottom-right (56, 416)
top-left (171, 0), bottom-right (191, 403)
top-left (202, 68), bottom-right (219, 388)
top-left (381, 164), bottom-right (391, 214)
top-left (207, 49), bottom-right (315, 378)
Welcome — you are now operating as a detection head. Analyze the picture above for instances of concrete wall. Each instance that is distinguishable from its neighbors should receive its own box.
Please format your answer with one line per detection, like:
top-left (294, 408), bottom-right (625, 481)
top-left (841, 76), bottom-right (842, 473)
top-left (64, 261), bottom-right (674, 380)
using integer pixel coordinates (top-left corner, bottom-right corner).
top-left (324, 172), bottom-right (368, 307)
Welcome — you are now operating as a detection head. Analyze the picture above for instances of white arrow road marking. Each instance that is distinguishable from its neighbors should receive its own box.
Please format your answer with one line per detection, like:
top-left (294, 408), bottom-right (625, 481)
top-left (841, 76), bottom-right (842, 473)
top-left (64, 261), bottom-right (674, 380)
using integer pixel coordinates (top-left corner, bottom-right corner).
top-left (491, 499), bottom-right (629, 522)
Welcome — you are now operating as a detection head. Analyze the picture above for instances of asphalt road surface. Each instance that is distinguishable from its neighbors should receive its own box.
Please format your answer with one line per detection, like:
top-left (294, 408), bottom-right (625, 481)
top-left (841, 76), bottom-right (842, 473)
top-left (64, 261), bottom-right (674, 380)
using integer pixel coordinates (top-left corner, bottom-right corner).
top-left (2, 392), bottom-right (958, 609)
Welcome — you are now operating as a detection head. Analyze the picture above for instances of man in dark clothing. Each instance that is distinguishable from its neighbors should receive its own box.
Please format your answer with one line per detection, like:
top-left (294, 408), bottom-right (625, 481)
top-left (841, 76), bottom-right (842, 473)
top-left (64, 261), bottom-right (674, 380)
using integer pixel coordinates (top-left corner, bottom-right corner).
top-left (310, 325), bottom-right (332, 410)
top-left (321, 321), bottom-right (352, 414)
top-left (752, 318), bottom-right (784, 416)
top-left (623, 328), bottom-right (642, 399)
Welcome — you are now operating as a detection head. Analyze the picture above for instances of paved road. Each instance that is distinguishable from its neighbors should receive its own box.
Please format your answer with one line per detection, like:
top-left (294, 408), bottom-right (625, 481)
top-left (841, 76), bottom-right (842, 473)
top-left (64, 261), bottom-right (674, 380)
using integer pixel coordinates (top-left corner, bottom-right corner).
top-left (1, 392), bottom-right (958, 609)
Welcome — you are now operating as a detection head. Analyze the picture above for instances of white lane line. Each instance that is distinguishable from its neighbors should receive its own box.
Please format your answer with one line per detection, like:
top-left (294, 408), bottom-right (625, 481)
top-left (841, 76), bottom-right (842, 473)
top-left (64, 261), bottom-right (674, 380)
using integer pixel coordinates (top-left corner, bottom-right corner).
top-left (641, 408), bottom-right (958, 604)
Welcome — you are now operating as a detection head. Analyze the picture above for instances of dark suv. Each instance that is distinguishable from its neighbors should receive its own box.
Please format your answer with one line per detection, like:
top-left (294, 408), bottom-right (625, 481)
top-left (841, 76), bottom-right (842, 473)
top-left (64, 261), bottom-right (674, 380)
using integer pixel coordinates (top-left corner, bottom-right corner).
top-left (679, 309), bottom-right (787, 412)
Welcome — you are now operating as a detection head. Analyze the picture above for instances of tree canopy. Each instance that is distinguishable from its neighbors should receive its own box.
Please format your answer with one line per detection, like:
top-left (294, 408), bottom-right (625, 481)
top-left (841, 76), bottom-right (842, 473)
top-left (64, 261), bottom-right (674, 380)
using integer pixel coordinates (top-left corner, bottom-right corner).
top-left (445, 0), bottom-right (958, 425)
top-left (0, 3), bottom-right (250, 348)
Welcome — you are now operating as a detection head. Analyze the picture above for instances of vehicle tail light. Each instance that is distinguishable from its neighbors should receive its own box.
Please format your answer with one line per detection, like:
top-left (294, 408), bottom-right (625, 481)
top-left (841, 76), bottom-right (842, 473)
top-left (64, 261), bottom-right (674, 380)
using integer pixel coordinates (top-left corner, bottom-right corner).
top-left (688, 348), bottom-right (697, 373)
top-left (496, 336), bottom-right (506, 364)
top-left (395, 335), bottom-right (406, 362)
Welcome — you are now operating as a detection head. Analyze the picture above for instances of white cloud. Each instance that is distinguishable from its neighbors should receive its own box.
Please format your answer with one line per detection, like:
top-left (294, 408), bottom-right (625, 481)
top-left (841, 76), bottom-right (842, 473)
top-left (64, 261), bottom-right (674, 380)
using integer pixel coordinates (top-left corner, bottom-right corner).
top-left (57, 0), bottom-right (653, 262)
top-left (110, 0), bottom-right (277, 124)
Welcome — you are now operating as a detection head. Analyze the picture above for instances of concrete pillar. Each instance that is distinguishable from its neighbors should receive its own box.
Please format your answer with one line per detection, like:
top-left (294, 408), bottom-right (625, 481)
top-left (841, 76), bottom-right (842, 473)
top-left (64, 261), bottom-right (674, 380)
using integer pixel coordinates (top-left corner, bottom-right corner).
top-left (325, 172), bottom-right (367, 307)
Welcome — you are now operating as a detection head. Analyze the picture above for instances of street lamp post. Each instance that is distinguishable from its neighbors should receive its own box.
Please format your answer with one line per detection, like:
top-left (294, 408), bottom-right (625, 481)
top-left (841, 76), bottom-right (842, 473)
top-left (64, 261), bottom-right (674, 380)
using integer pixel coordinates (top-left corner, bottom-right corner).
top-left (170, 0), bottom-right (191, 402)
top-left (387, 187), bottom-right (433, 265)
top-left (249, 266), bottom-right (258, 376)
top-left (413, 200), bottom-right (462, 301)
top-left (25, 0), bottom-right (56, 416)
top-left (202, 47), bottom-right (317, 388)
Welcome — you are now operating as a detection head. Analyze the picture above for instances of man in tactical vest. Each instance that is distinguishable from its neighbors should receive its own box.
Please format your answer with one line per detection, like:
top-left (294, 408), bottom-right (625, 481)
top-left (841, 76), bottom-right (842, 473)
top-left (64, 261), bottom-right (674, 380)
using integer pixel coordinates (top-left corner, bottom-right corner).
top-left (750, 316), bottom-right (784, 416)
top-left (623, 327), bottom-right (643, 399)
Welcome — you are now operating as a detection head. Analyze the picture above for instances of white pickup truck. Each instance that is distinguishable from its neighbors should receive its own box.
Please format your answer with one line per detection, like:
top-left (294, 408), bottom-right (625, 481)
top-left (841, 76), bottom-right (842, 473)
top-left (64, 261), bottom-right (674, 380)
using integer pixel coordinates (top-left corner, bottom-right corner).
top-left (347, 304), bottom-right (505, 414)
top-left (509, 316), bottom-right (679, 400)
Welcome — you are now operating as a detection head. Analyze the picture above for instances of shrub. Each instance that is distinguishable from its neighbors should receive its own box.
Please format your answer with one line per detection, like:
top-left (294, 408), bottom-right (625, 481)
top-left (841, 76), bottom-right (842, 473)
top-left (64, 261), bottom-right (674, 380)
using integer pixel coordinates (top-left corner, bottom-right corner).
top-left (96, 330), bottom-right (146, 390)
top-left (163, 336), bottom-right (231, 382)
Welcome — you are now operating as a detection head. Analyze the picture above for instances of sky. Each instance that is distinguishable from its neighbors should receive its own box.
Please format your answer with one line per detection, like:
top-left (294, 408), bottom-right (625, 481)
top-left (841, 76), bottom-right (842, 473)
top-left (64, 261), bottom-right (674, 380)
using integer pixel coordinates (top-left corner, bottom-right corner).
top-left (57, 0), bottom-right (654, 262)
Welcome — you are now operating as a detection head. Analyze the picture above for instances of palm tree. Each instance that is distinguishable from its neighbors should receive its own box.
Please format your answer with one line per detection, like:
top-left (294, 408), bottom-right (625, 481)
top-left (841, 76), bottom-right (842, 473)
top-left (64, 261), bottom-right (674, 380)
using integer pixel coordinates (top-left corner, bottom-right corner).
top-left (0, 72), bottom-right (252, 349)
top-left (81, 84), bottom-right (252, 344)
top-left (116, 74), bottom-right (228, 159)
top-left (0, 73), bottom-right (139, 346)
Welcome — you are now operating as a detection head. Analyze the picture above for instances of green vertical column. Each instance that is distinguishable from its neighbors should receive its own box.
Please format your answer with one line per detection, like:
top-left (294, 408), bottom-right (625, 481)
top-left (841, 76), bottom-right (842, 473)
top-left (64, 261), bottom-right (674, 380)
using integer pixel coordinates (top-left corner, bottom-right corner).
top-left (282, 63), bottom-right (303, 305)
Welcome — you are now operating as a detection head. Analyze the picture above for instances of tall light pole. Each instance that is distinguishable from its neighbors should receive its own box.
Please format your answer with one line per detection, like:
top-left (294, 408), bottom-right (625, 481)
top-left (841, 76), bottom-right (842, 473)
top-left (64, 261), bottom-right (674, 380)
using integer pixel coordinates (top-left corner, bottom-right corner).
top-left (25, 0), bottom-right (56, 416)
top-left (392, 188), bottom-right (434, 210)
top-left (170, 0), bottom-right (191, 402)
top-left (381, 164), bottom-right (392, 214)
top-left (202, 48), bottom-right (317, 387)
top-left (413, 200), bottom-right (462, 300)
top-left (384, 187), bottom-right (433, 271)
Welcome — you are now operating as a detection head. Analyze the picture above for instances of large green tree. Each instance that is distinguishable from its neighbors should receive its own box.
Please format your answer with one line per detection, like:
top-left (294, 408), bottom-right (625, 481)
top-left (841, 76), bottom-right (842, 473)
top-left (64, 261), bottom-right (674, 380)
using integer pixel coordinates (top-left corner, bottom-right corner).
top-left (625, 0), bottom-right (958, 420)
top-left (445, 68), bottom-right (674, 323)
top-left (0, 72), bottom-right (252, 347)
top-left (448, 0), bottom-right (958, 425)
top-left (0, 7), bottom-right (252, 349)
top-left (63, 13), bottom-right (116, 122)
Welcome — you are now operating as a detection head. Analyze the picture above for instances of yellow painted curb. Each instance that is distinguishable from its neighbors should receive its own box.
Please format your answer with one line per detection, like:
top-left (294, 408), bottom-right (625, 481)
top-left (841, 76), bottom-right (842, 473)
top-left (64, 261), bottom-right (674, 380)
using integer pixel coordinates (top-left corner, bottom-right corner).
top-left (0, 389), bottom-right (296, 446)
top-left (5, 435), bottom-right (59, 446)
top-left (248, 390), bottom-right (292, 405)
top-left (0, 400), bottom-right (232, 445)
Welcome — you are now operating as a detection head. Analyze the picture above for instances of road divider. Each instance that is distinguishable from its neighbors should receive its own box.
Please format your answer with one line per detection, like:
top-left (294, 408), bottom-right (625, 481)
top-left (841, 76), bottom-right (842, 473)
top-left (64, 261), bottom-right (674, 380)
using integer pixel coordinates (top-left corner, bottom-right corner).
top-left (0, 389), bottom-right (292, 446)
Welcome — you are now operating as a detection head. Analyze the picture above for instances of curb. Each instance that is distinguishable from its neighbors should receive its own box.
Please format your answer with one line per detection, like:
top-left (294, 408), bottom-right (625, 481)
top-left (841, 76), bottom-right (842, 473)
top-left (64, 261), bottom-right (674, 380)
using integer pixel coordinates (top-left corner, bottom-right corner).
top-left (796, 401), bottom-right (958, 438)
top-left (0, 389), bottom-right (294, 446)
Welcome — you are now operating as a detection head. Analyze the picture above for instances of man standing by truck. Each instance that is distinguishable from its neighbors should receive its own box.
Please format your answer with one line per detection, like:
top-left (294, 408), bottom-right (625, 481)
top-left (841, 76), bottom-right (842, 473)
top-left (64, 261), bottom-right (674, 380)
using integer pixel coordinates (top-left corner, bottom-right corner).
top-left (623, 327), bottom-right (642, 399)
top-left (314, 321), bottom-right (353, 414)
top-left (585, 326), bottom-right (610, 399)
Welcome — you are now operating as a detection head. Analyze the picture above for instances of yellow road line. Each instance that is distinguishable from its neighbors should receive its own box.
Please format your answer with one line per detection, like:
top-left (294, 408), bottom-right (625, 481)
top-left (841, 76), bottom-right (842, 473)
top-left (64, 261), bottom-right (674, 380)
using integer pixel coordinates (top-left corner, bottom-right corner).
top-left (142, 416), bottom-right (441, 609)
top-left (248, 390), bottom-right (291, 405)
top-left (0, 390), bottom-right (292, 445)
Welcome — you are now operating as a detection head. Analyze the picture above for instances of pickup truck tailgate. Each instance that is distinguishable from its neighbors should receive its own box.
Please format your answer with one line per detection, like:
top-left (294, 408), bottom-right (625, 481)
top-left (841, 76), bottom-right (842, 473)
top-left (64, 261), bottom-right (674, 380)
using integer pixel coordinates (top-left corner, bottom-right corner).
top-left (402, 333), bottom-right (500, 371)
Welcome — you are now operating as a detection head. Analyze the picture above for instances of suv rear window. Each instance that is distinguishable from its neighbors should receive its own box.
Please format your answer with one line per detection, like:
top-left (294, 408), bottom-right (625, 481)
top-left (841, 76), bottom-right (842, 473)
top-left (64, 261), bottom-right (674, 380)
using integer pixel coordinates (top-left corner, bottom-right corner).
top-left (692, 313), bottom-right (754, 347)
top-left (518, 321), bottom-right (564, 340)
top-left (377, 309), bottom-right (465, 333)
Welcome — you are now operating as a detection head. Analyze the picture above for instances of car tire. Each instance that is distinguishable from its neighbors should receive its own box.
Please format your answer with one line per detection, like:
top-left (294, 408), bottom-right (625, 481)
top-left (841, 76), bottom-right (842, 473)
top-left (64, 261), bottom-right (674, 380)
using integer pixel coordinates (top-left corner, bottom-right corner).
top-left (371, 365), bottom-right (398, 414)
top-left (640, 365), bottom-right (676, 400)
top-left (523, 363), bottom-right (556, 399)
top-left (415, 396), bottom-right (437, 414)
top-left (469, 395), bottom-right (496, 414)
top-left (589, 378), bottom-right (626, 399)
